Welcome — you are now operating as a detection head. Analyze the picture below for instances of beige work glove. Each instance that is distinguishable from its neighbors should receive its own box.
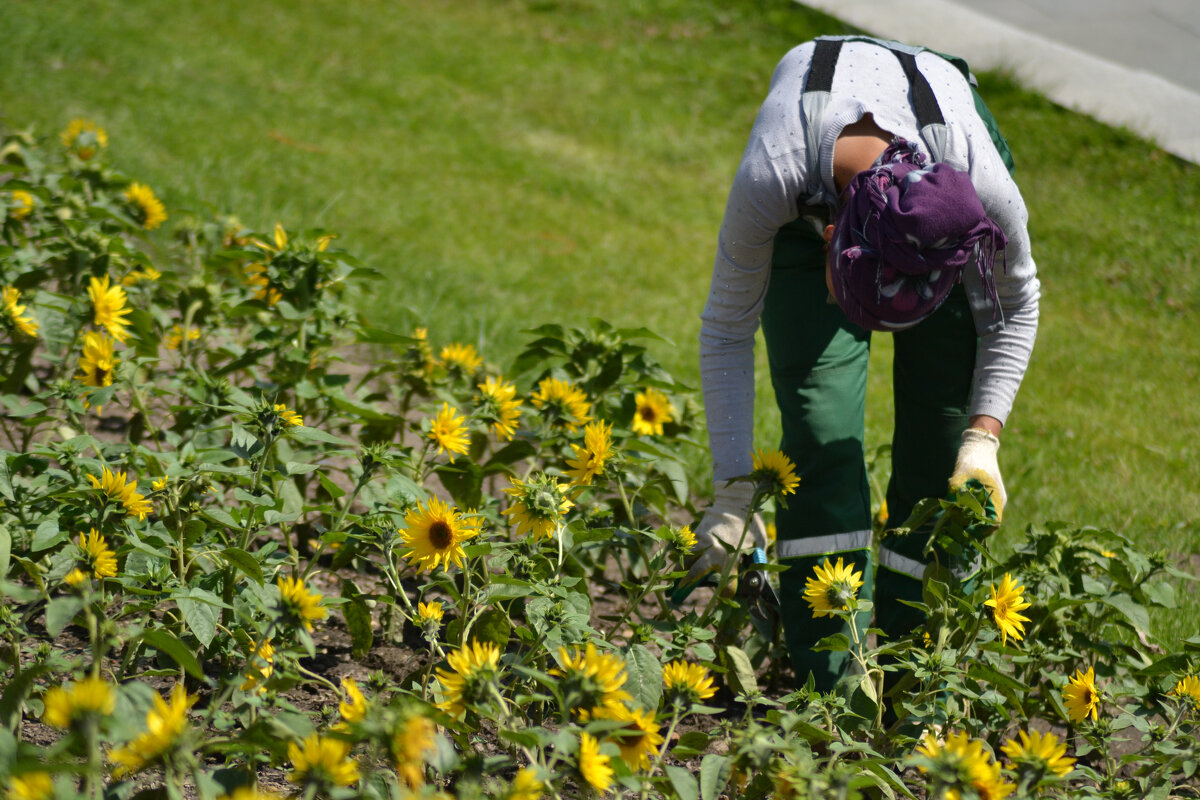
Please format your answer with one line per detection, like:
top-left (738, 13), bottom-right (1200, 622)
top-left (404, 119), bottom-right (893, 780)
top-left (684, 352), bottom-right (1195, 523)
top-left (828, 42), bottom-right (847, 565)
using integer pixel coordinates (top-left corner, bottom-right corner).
top-left (684, 481), bottom-right (767, 586)
top-left (949, 428), bottom-right (1007, 522)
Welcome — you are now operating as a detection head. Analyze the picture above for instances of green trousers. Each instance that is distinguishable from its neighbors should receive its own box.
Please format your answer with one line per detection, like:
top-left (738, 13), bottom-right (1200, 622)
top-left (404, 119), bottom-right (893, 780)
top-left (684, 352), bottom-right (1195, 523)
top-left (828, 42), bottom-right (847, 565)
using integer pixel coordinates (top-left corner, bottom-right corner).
top-left (763, 220), bottom-right (978, 691)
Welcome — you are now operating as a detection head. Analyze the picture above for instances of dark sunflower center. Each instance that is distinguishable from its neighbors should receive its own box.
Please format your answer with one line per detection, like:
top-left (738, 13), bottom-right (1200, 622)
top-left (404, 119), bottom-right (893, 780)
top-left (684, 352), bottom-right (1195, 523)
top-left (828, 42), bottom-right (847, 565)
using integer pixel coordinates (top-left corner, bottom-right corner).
top-left (429, 520), bottom-right (454, 550)
top-left (641, 407), bottom-right (657, 422)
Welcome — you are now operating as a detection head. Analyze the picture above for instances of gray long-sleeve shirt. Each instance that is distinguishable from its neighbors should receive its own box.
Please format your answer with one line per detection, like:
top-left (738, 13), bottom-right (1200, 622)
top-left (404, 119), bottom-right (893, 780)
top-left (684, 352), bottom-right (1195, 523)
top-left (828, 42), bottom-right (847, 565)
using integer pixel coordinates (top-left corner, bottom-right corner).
top-left (700, 40), bottom-right (1040, 481)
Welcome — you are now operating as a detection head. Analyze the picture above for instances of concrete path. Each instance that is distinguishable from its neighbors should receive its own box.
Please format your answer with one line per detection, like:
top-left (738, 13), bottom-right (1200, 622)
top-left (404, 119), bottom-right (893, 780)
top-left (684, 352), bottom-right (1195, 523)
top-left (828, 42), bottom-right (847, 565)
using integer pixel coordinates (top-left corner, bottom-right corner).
top-left (796, 0), bottom-right (1200, 163)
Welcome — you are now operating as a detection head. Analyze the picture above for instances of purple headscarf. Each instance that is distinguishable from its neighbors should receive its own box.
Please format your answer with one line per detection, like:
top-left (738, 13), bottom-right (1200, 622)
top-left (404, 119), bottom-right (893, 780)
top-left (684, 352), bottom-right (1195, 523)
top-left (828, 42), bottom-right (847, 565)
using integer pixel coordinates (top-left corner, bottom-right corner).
top-left (828, 139), bottom-right (1007, 331)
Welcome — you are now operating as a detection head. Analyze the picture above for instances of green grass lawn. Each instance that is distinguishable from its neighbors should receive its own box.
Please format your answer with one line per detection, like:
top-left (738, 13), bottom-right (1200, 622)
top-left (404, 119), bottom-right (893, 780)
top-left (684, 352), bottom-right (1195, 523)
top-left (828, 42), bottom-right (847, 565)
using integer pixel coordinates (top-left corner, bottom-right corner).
top-left (4, 0), bottom-right (1198, 639)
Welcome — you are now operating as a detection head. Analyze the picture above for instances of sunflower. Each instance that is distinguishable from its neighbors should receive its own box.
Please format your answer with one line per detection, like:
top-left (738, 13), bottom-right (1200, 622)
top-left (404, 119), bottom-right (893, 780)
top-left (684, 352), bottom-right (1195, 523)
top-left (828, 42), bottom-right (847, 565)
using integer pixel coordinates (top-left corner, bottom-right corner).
top-left (165, 324), bottom-right (201, 351)
top-left (577, 733), bottom-right (613, 793)
top-left (88, 275), bottom-right (133, 343)
top-left (427, 402), bottom-right (470, 461)
top-left (670, 525), bottom-right (697, 558)
top-left (565, 420), bottom-right (615, 486)
top-left (60, 118), bottom-right (108, 160)
top-left (915, 731), bottom-right (1014, 800)
top-left (595, 704), bottom-right (664, 771)
top-left (2, 286), bottom-right (38, 339)
top-left (274, 403), bottom-right (304, 428)
top-left (123, 183), bottom-right (167, 230)
top-left (72, 529), bottom-right (118, 582)
top-left (276, 575), bottom-right (328, 632)
top-left (507, 767), bottom-right (544, 800)
top-left (662, 660), bottom-right (717, 705)
top-left (529, 376), bottom-right (592, 432)
top-left (440, 342), bottom-right (483, 375)
top-left (1062, 665), bottom-right (1101, 723)
top-left (287, 733), bottom-right (360, 789)
top-left (751, 448), bottom-right (800, 497)
top-left (435, 639), bottom-right (502, 719)
top-left (244, 262), bottom-right (282, 306)
top-left (549, 642), bottom-right (633, 720)
top-left (42, 676), bottom-right (116, 729)
top-left (121, 266), bottom-right (162, 286)
top-left (7, 772), bottom-right (53, 800)
top-left (240, 639), bottom-right (275, 693)
top-left (400, 498), bottom-right (479, 572)
top-left (8, 189), bottom-right (34, 220)
top-left (1173, 675), bottom-right (1200, 707)
top-left (502, 472), bottom-right (574, 541)
top-left (631, 388), bottom-right (674, 436)
top-left (77, 330), bottom-right (118, 389)
top-left (984, 573), bottom-right (1032, 646)
top-left (415, 600), bottom-right (445, 638)
top-left (1001, 729), bottom-right (1075, 778)
top-left (87, 466), bottom-right (152, 521)
top-left (391, 713), bottom-right (437, 788)
top-left (336, 677), bottom-right (369, 724)
top-left (803, 556), bottom-right (864, 618)
top-left (109, 684), bottom-right (195, 777)
top-left (476, 376), bottom-right (523, 441)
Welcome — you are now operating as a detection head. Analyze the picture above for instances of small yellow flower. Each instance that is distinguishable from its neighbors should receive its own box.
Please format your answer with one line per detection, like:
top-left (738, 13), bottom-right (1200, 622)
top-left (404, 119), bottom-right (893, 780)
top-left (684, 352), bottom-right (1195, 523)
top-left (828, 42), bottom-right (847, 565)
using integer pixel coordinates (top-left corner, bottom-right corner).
top-left (984, 573), bottom-right (1032, 646)
top-left (8, 189), bottom-right (34, 220)
top-left (530, 377), bottom-right (592, 432)
top-left (218, 789), bottom-right (285, 800)
top-left (276, 575), bottom-right (327, 632)
top-left (915, 731), bottom-right (1014, 800)
top-left (550, 643), bottom-right (633, 720)
top-left (152, 477), bottom-right (168, 492)
top-left (240, 639), bottom-right (275, 692)
top-left (1063, 666), bottom-right (1101, 723)
top-left (751, 448), bottom-right (800, 497)
top-left (1173, 675), bottom-right (1200, 707)
top-left (803, 557), bottom-right (864, 618)
top-left (123, 183), bottom-right (167, 230)
top-left (765, 520), bottom-right (777, 544)
top-left (42, 675), bottom-right (116, 729)
top-left (503, 472), bottom-right (573, 541)
top-left (435, 640), bottom-right (502, 719)
top-left (121, 266), bottom-right (163, 286)
top-left (440, 342), bottom-right (483, 375)
top-left (565, 420), bottom-right (615, 486)
top-left (77, 330), bottom-right (118, 389)
top-left (392, 713), bottom-right (437, 788)
top-left (339, 677), bottom-right (368, 723)
top-left (400, 498), bottom-right (480, 573)
top-left (287, 733), bottom-right (360, 789)
top-left (7, 772), bottom-right (54, 800)
top-left (87, 466), bottom-right (152, 521)
top-left (631, 388), bottom-right (674, 436)
top-left (507, 767), bottom-right (544, 800)
top-left (427, 402), bottom-right (470, 461)
top-left (417, 601), bottom-right (445, 625)
top-left (672, 524), bottom-right (697, 555)
top-left (595, 704), bottom-right (664, 771)
top-left (1001, 729), bottom-right (1075, 777)
top-left (64, 568), bottom-right (89, 588)
top-left (476, 376), bottom-right (523, 441)
top-left (76, 529), bottom-right (118, 580)
top-left (662, 660), bottom-right (717, 704)
top-left (109, 684), bottom-right (195, 777)
top-left (244, 262), bottom-right (282, 306)
top-left (274, 403), bottom-right (303, 427)
top-left (165, 324), bottom-right (200, 350)
top-left (578, 733), bottom-right (613, 793)
top-left (60, 118), bottom-right (108, 160)
top-left (2, 286), bottom-right (39, 339)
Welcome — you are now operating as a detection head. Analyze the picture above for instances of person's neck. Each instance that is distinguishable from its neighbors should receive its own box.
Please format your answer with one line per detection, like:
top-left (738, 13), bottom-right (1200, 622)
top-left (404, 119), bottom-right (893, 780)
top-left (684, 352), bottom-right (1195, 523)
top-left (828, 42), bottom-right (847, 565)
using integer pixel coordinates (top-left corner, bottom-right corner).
top-left (833, 114), bottom-right (892, 193)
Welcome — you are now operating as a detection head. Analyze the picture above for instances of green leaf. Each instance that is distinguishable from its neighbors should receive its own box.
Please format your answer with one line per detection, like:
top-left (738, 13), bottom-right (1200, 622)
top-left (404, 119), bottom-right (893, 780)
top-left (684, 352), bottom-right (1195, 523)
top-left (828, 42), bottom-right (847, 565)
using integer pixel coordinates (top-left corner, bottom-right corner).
top-left (622, 644), bottom-right (662, 713)
top-left (221, 547), bottom-right (264, 586)
top-left (700, 754), bottom-right (731, 800)
top-left (176, 588), bottom-right (223, 648)
top-left (666, 765), bottom-right (699, 800)
top-left (30, 517), bottom-right (64, 552)
top-left (0, 456), bottom-right (14, 501)
top-left (45, 596), bottom-right (85, 637)
top-left (1104, 593), bottom-right (1150, 631)
top-left (723, 644), bottom-right (757, 696)
top-left (141, 629), bottom-right (205, 679)
top-left (673, 730), bottom-right (711, 757)
top-left (812, 633), bottom-right (851, 652)
top-left (0, 525), bottom-right (10, 578)
top-left (288, 424), bottom-right (355, 447)
top-left (473, 608), bottom-right (512, 648)
top-left (341, 581), bottom-right (374, 660)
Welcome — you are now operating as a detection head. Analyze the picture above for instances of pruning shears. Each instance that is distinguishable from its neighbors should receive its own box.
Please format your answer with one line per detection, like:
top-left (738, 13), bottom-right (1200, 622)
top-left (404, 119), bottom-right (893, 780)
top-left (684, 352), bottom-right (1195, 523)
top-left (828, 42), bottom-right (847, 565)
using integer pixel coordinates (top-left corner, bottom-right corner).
top-left (669, 547), bottom-right (781, 633)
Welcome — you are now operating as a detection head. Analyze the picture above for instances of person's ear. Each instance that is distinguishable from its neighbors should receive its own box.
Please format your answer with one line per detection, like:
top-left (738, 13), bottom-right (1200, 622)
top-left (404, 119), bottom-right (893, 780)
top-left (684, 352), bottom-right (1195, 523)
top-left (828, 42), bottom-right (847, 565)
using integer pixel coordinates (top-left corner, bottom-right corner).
top-left (822, 224), bottom-right (835, 246)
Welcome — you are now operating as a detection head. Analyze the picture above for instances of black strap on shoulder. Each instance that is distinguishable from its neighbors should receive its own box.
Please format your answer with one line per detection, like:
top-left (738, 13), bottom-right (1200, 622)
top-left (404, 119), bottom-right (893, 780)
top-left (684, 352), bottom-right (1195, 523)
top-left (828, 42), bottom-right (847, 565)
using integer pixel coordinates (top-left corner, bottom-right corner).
top-left (891, 50), bottom-right (944, 128)
top-left (805, 38), bottom-right (843, 93)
